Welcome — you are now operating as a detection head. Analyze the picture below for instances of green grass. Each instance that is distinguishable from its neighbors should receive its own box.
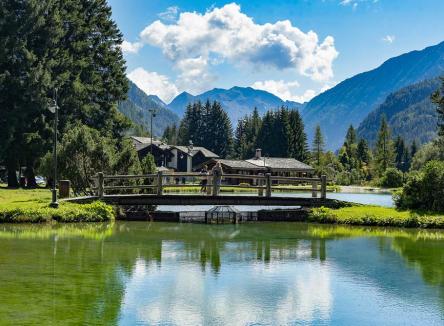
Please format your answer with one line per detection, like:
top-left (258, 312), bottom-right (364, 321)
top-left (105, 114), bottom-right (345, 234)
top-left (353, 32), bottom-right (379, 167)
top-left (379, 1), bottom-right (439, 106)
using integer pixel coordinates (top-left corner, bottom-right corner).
top-left (309, 206), bottom-right (444, 229)
top-left (0, 187), bottom-right (115, 223)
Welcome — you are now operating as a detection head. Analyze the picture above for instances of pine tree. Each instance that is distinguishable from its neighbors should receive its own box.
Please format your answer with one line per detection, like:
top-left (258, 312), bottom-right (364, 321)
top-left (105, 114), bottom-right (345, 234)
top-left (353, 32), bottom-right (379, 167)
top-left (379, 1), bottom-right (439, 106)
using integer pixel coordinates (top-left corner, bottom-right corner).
top-left (357, 138), bottom-right (370, 165)
top-left (312, 125), bottom-right (325, 167)
top-left (270, 107), bottom-right (290, 157)
top-left (288, 110), bottom-right (309, 162)
top-left (375, 116), bottom-right (395, 175)
top-left (410, 139), bottom-right (418, 158)
top-left (234, 118), bottom-right (248, 159)
top-left (432, 77), bottom-right (444, 155)
top-left (256, 110), bottom-right (275, 156)
top-left (206, 101), bottom-right (233, 157)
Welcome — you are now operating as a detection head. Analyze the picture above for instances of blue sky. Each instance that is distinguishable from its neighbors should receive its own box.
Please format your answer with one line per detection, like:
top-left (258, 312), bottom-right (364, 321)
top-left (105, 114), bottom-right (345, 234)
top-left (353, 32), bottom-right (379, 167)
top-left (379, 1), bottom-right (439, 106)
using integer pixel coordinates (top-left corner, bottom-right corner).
top-left (108, 0), bottom-right (444, 104)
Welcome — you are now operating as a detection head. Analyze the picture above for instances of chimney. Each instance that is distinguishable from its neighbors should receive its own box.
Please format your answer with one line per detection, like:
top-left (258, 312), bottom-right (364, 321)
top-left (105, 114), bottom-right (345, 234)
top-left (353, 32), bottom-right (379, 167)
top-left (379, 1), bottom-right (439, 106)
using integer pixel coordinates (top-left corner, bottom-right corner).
top-left (255, 148), bottom-right (262, 159)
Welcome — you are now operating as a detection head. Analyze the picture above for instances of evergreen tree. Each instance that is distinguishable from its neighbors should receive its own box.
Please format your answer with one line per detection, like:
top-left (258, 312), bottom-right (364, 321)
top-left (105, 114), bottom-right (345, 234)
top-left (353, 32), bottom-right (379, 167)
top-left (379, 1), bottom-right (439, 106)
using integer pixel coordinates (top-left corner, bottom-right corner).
top-left (312, 125), bottom-right (325, 167)
top-left (205, 101), bottom-right (233, 157)
top-left (345, 125), bottom-right (357, 146)
top-left (270, 107), bottom-right (290, 157)
top-left (432, 77), bottom-right (444, 139)
top-left (374, 116), bottom-right (395, 175)
top-left (288, 110), bottom-right (309, 162)
top-left (234, 118), bottom-right (249, 159)
top-left (357, 138), bottom-right (370, 165)
top-left (410, 139), bottom-right (418, 158)
top-left (255, 110), bottom-right (275, 156)
top-left (394, 136), bottom-right (410, 172)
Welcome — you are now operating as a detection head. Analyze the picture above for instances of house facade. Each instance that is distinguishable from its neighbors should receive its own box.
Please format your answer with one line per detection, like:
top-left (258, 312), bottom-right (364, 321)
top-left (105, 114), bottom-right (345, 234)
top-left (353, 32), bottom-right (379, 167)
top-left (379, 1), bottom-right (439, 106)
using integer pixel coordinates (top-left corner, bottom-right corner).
top-left (131, 137), bottom-right (219, 172)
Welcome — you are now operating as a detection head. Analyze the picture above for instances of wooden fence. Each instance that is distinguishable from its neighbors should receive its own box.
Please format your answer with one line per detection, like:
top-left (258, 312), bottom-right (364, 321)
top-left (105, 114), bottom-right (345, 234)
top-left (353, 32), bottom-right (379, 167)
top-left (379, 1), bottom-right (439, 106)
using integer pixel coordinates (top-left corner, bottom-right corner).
top-left (93, 172), bottom-right (327, 200)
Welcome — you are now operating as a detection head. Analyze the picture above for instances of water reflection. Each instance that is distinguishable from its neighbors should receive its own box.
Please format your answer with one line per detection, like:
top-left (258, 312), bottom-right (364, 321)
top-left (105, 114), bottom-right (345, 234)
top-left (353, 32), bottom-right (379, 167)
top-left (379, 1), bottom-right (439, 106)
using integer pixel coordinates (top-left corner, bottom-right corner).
top-left (0, 222), bottom-right (443, 325)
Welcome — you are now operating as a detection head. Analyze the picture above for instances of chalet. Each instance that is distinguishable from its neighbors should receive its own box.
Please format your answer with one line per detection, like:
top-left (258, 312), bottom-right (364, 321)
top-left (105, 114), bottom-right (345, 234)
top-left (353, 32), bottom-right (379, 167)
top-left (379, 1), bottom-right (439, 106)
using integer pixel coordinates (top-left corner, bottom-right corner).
top-left (204, 149), bottom-right (314, 184)
top-left (130, 137), bottom-right (219, 172)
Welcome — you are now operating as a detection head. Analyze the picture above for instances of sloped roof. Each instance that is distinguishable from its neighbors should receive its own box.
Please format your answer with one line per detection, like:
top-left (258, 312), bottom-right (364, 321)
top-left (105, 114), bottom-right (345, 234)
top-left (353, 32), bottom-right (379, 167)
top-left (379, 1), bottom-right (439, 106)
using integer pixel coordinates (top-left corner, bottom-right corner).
top-left (173, 146), bottom-right (219, 158)
top-left (130, 136), bottom-right (163, 144)
top-left (217, 159), bottom-right (266, 170)
top-left (246, 157), bottom-right (313, 171)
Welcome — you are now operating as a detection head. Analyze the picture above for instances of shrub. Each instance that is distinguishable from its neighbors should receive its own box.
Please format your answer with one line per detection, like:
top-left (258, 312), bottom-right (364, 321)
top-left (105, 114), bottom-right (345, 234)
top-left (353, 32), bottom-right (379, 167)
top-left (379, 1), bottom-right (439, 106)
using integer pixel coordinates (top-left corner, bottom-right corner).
top-left (0, 201), bottom-right (115, 223)
top-left (380, 168), bottom-right (404, 188)
top-left (395, 160), bottom-right (444, 211)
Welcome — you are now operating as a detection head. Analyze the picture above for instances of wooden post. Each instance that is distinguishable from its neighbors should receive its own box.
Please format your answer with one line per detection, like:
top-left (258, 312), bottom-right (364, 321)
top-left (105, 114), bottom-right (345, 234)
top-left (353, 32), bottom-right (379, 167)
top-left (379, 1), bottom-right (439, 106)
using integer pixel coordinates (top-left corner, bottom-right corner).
top-left (321, 175), bottom-right (327, 200)
top-left (258, 173), bottom-right (264, 197)
top-left (312, 180), bottom-right (317, 198)
top-left (59, 180), bottom-right (70, 199)
top-left (157, 171), bottom-right (163, 196)
top-left (98, 172), bottom-right (104, 199)
top-left (265, 173), bottom-right (272, 197)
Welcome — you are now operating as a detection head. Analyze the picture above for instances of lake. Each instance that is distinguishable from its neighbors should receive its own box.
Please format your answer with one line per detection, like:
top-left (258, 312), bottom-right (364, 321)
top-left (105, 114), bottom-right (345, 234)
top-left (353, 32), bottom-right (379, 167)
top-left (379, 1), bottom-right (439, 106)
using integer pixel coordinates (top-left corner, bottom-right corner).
top-left (0, 222), bottom-right (443, 325)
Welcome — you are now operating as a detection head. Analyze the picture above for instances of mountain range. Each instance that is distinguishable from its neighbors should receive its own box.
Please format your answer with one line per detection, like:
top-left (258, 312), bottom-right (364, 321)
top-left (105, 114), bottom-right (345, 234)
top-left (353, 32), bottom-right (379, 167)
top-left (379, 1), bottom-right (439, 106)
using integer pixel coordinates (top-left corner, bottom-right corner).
top-left (121, 41), bottom-right (444, 148)
top-left (167, 86), bottom-right (303, 122)
top-left (357, 77), bottom-right (441, 147)
top-left (118, 80), bottom-right (179, 136)
top-left (302, 41), bottom-right (444, 149)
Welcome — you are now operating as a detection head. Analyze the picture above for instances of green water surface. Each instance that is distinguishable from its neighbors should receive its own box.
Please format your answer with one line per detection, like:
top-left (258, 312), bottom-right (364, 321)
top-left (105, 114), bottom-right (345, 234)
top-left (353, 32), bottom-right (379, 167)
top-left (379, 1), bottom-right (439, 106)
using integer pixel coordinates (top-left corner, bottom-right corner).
top-left (0, 222), bottom-right (443, 325)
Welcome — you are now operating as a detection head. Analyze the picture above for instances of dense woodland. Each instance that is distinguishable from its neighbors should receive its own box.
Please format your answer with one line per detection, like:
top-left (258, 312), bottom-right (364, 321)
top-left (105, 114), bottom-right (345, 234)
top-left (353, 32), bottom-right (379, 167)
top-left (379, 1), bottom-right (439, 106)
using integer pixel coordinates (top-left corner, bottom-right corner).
top-left (0, 0), bottom-right (152, 191)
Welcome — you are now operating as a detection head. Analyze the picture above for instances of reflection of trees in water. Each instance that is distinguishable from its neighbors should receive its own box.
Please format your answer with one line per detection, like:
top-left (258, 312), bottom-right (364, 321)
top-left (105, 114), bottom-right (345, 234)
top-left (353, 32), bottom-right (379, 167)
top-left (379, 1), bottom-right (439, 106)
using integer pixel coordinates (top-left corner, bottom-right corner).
top-left (1, 222), bottom-right (443, 324)
top-left (391, 237), bottom-right (444, 306)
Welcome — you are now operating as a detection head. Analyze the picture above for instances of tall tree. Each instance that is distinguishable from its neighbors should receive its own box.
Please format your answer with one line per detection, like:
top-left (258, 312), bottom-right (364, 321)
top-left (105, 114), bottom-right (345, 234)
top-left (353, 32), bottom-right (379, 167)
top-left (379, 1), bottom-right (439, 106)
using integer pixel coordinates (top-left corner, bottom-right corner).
top-left (312, 125), bottom-right (325, 167)
top-left (357, 138), bottom-right (370, 165)
top-left (374, 116), bottom-right (395, 175)
top-left (432, 77), bottom-right (444, 156)
top-left (288, 110), bottom-right (308, 162)
top-left (255, 110), bottom-right (275, 156)
top-left (205, 101), bottom-right (233, 157)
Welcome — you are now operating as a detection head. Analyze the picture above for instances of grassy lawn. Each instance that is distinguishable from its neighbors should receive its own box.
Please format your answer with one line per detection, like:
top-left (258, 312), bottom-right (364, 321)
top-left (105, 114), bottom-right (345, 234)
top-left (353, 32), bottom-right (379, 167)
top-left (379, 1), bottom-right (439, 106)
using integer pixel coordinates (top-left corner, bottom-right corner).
top-left (0, 186), bottom-right (114, 223)
top-left (309, 206), bottom-right (444, 229)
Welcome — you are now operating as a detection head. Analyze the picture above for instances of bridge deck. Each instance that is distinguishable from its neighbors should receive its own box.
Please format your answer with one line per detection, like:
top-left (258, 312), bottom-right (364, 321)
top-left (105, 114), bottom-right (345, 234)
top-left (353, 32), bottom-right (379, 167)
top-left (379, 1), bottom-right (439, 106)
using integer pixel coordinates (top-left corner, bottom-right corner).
top-left (66, 194), bottom-right (348, 208)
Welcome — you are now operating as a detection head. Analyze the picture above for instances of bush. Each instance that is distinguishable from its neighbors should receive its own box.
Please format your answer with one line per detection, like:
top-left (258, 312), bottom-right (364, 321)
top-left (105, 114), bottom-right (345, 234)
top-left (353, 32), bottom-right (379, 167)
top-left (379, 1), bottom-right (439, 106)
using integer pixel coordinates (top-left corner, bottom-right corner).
top-left (380, 168), bottom-right (404, 188)
top-left (0, 201), bottom-right (115, 223)
top-left (395, 160), bottom-right (444, 211)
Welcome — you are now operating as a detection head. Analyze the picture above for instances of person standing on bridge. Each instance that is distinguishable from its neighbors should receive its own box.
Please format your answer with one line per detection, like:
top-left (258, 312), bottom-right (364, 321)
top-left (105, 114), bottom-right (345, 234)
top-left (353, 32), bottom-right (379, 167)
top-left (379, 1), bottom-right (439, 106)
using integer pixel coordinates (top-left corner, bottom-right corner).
top-left (211, 161), bottom-right (223, 195)
top-left (200, 165), bottom-right (209, 193)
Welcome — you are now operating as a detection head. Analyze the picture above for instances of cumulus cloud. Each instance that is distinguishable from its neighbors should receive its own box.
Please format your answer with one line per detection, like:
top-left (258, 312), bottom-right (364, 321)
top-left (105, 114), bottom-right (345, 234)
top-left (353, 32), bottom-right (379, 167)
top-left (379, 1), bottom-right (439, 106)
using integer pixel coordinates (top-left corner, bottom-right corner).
top-left (120, 40), bottom-right (143, 54)
top-left (382, 35), bottom-right (395, 44)
top-left (252, 80), bottom-right (317, 103)
top-left (140, 3), bottom-right (338, 92)
top-left (127, 67), bottom-right (179, 103)
top-left (158, 6), bottom-right (180, 22)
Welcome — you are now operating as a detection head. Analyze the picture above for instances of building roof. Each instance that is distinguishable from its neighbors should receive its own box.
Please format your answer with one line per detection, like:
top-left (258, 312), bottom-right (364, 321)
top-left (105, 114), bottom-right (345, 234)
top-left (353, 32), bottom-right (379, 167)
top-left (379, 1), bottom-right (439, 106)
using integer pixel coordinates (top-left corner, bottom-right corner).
top-left (216, 159), bottom-right (266, 170)
top-left (246, 157), bottom-right (314, 171)
top-left (173, 146), bottom-right (219, 158)
top-left (130, 136), bottom-right (163, 145)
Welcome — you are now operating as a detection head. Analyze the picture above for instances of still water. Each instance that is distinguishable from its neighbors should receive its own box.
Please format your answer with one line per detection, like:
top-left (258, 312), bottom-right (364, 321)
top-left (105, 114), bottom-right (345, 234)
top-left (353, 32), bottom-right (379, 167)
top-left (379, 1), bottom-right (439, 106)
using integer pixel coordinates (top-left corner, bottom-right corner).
top-left (0, 222), bottom-right (443, 325)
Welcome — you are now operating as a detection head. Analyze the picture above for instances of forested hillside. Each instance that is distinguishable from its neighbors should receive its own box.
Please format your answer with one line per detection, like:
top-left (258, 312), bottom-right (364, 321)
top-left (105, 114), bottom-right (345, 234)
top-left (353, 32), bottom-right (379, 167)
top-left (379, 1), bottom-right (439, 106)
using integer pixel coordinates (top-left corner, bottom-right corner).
top-left (357, 78), bottom-right (441, 146)
top-left (302, 41), bottom-right (444, 149)
top-left (118, 80), bottom-right (179, 136)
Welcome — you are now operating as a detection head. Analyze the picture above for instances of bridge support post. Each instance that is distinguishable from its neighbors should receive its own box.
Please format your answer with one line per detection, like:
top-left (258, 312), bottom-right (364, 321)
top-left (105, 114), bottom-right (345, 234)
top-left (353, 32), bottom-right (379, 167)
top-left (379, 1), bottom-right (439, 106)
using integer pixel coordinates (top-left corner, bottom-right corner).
top-left (97, 172), bottom-right (104, 199)
top-left (265, 173), bottom-right (272, 197)
top-left (157, 171), bottom-right (163, 196)
top-left (321, 175), bottom-right (327, 199)
top-left (312, 181), bottom-right (317, 198)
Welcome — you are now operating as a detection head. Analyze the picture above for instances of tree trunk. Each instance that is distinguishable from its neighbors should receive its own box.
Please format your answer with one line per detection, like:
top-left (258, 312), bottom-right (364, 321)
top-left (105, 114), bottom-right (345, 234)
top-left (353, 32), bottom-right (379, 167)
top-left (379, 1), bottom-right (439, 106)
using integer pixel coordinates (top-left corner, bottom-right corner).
top-left (25, 165), bottom-right (37, 188)
top-left (7, 158), bottom-right (18, 188)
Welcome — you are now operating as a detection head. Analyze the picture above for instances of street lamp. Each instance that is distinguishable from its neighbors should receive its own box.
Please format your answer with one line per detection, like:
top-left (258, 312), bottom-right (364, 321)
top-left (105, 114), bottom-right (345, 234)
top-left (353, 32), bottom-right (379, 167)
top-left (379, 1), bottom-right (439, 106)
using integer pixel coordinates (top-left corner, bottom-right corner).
top-left (48, 89), bottom-right (59, 208)
top-left (148, 108), bottom-right (157, 154)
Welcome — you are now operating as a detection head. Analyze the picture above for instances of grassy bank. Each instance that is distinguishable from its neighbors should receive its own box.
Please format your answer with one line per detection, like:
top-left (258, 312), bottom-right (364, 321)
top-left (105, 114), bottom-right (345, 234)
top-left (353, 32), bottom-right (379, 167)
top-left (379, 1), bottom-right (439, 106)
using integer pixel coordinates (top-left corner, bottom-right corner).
top-left (0, 187), bottom-right (115, 223)
top-left (309, 206), bottom-right (444, 229)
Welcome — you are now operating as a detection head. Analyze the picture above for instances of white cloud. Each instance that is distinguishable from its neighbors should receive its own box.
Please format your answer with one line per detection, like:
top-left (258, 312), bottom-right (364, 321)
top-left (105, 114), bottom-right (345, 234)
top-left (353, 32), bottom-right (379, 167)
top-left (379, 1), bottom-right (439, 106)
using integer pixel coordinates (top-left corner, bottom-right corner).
top-left (127, 67), bottom-right (179, 103)
top-left (252, 80), bottom-right (317, 103)
top-left (140, 3), bottom-right (338, 92)
top-left (158, 6), bottom-right (180, 22)
top-left (121, 40), bottom-right (143, 54)
top-left (382, 35), bottom-right (395, 44)
top-left (340, 0), bottom-right (378, 8)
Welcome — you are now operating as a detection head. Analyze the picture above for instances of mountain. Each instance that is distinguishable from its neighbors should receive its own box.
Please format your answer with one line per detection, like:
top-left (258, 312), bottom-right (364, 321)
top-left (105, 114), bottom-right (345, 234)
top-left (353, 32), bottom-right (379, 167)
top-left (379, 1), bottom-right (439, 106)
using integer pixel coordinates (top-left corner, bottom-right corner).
top-left (118, 80), bottom-right (180, 136)
top-left (302, 41), bottom-right (444, 149)
top-left (357, 77), bottom-right (441, 147)
top-left (167, 86), bottom-right (303, 122)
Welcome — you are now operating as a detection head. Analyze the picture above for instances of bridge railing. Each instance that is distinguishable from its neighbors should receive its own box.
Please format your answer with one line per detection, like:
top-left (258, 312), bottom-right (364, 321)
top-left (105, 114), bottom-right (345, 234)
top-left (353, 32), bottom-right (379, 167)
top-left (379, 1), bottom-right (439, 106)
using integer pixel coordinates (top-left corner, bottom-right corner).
top-left (93, 172), bottom-right (327, 200)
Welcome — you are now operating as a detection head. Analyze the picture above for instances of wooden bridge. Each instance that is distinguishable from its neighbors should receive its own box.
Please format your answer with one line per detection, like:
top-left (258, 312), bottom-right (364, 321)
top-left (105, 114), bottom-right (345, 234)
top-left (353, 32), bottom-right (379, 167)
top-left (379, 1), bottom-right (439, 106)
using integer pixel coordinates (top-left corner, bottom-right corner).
top-left (67, 172), bottom-right (347, 208)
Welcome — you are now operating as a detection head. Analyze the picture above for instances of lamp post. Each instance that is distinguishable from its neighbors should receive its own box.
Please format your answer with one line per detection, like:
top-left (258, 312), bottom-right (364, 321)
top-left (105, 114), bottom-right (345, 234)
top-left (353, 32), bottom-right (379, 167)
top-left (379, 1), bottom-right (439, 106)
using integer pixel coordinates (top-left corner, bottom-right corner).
top-left (148, 108), bottom-right (157, 154)
top-left (48, 89), bottom-right (59, 208)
